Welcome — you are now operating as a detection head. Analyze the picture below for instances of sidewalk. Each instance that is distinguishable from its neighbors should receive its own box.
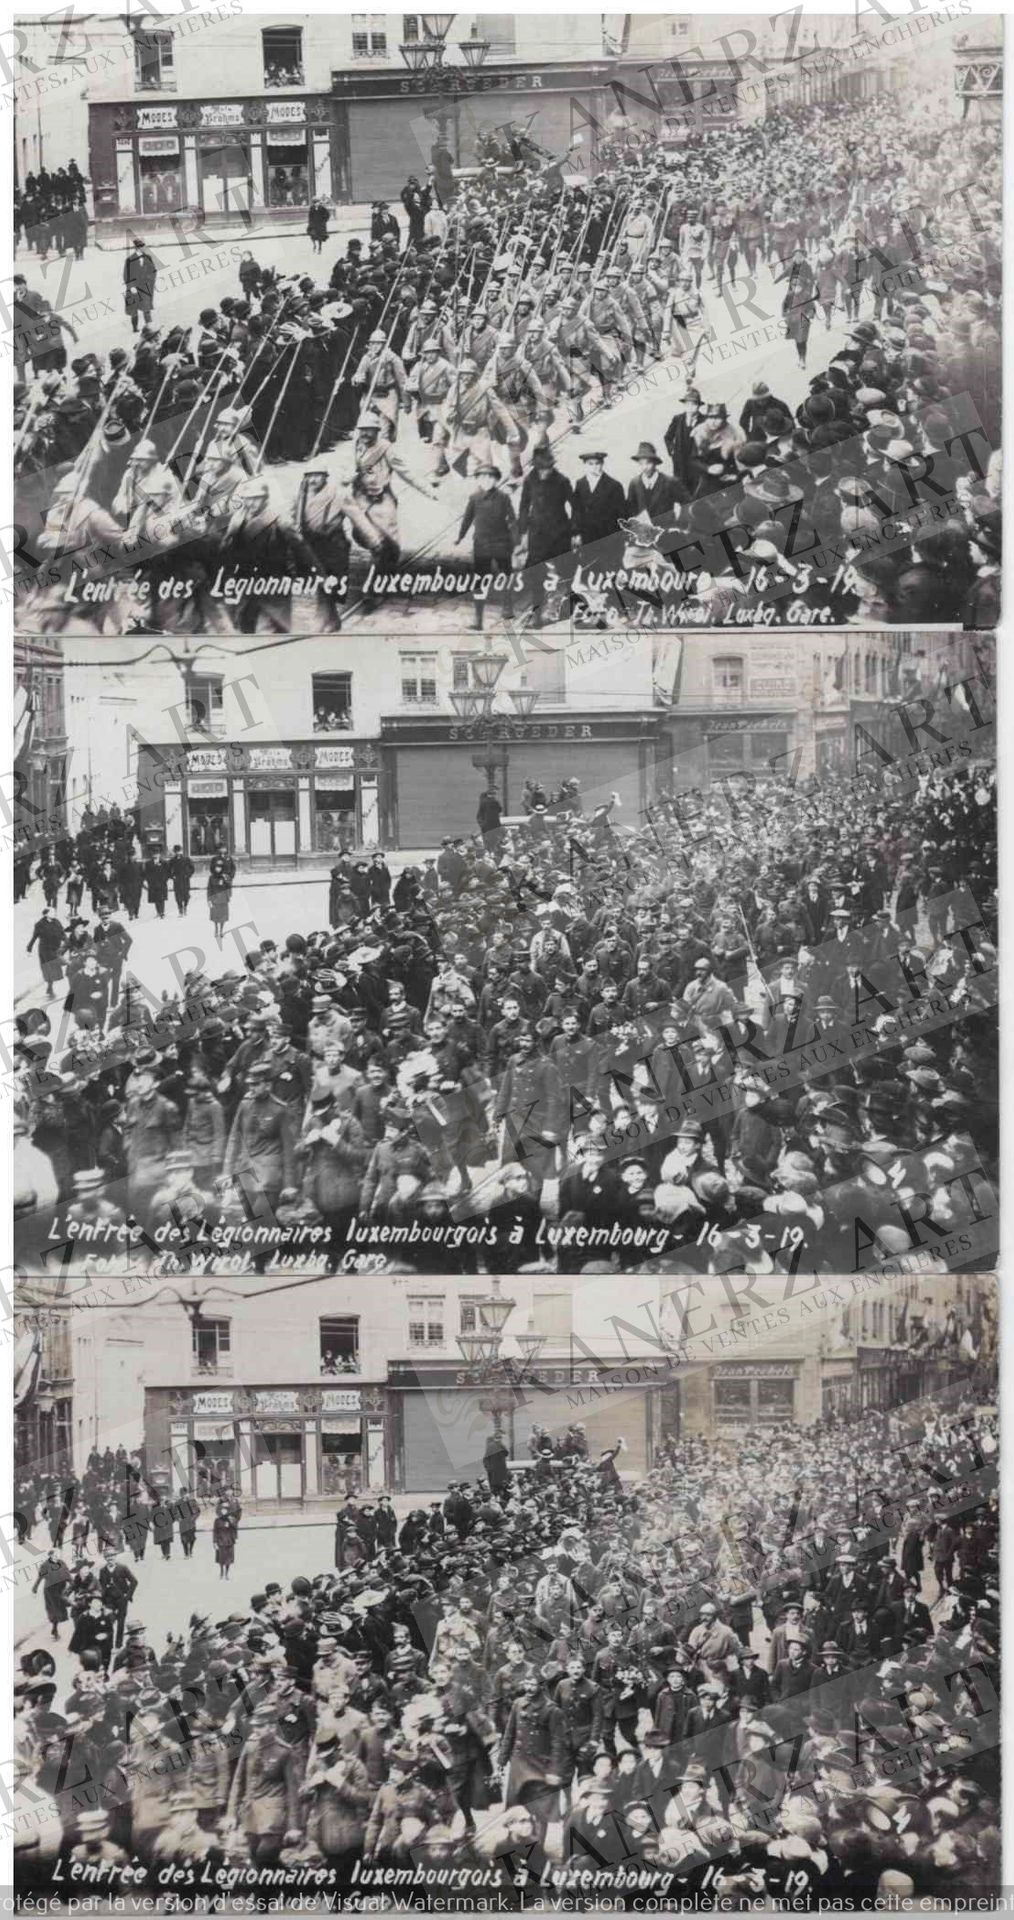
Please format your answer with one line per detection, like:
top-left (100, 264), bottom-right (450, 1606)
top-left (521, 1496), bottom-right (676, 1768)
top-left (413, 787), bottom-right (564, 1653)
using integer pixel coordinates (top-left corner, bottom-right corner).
top-left (86, 200), bottom-right (399, 253)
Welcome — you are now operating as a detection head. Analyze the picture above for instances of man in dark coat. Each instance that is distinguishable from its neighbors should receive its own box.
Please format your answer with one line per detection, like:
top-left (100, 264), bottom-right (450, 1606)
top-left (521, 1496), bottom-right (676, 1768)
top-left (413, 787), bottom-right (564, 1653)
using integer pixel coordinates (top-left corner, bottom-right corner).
top-left (498, 1667), bottom-right (567, 1840)
top-left (98, 1549), bottom-right (137, 1647)
top-left (571, 451), bottom-right (625, 563)
top-left (625, 443), bottom-right (688, 528)
top-left (518, 445), bottom-right (573, 624)
top-left (483, 1430), bottom-right (510, 1499)
top-left (168, 846), bottom-right (195, 916)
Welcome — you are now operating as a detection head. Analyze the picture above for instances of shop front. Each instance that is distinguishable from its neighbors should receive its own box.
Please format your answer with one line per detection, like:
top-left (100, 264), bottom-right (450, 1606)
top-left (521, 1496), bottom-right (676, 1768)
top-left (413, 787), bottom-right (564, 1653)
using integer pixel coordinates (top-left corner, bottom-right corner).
top-left (666, 711), bottom-right (794, 788)
top-left (147, 1384), bottom-right (391, 1506)
top-left (388, 1361), bottom-right (675, 1493)
top-left (380, 712), bottom-right (664, 847)
top-left (857, 1347), bottom-right (902, 1411)
top-left (135, 739), bottom-right (382, 865)
top-left (90, 97), bottom-right (341, 221)
top-left (820, 1359), bottom-right (857, 1420)
top-left (329, 63), bottom-right (614, 204)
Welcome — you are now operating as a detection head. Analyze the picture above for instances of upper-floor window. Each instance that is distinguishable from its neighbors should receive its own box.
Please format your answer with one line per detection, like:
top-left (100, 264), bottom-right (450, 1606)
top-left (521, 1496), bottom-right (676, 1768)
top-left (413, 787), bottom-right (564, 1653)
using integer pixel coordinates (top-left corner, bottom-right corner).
top-left (186, 674), bottom-right (224, 734)
top-left (408, 1296), bottom-right (444, 1348)
top-left (712, 655), bottom-right (744, 702)
top-left (193, 1317), bottom-right (231, 1374)
top-left (531, 1292), bottom-right (572, 1339)
top-left (403, 14), bottom-right (420, 42)
top-left (401, 652), bottom-right (438, 705)
top-left (351, 13), bottom-right (388, 58)
top-left (320, 1315), bottom-right (360, 1373)
top-left (312, 672), bottom-right (353, 732)
top-left (459, 1296), bottom-right (487, 1336)
top-left (262, 25), bottom-right (305, 87)
top-left (473, 15), bottom-right (516, 55)
top-left (134, 28), bottom-right (175, 91)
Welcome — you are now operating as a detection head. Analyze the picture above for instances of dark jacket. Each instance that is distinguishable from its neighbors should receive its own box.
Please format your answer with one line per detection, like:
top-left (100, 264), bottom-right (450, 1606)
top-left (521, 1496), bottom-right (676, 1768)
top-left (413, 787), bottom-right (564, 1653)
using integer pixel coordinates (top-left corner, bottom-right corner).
top-left (572, 472), bottom-right (625, 547)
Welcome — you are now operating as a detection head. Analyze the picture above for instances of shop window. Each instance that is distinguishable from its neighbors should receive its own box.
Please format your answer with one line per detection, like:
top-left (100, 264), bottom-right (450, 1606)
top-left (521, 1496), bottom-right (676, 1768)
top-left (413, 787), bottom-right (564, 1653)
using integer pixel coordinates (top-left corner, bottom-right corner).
top-left (188, 788), bottom-right (229, 856)
top-left (138, 139), bottom-right (184, 213)
top-left (193, 1316), bottom-right (231, 1375)
top-left (322, 1426), bottom-right (363, 1496)
top-left (709, 731), bottom-right (745, 771)
top-left (473, 15), bottom-right (517, 55)
top-left (756, 1377), bottom-right (794, 1424)
top-left (712, 655), bottom-right (744, 703)
top-left (351, 13), bottom-right (388, 57)
top-left (266, 144), bottom-right (309, 207)
top-left (186, 674), bottom-right (224, 734)
top-left (400, 652), bottom-right (438, 705)
top-left (713, 1377), bottom-right (752, 1425)
top-left (134, 27), bottom-right (176, 91)
top-left (262, 25), bottom-right (305, 87)
top-left (751, 730), bottom-right (788, 768)
top-left (314, 781), bottom-right (356, 853)
top-left (312, 672), bottom-right (353, 732)
top-left (408, 1295), bottom-right (445, 1348)
top-left (320, 1316), bottom-right (360, 1373)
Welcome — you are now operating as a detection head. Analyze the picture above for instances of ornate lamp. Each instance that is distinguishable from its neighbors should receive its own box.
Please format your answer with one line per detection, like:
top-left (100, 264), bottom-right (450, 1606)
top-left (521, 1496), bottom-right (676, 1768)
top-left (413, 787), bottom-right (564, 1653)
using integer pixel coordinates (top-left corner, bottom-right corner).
top-left (459, 34), bottom-right (490, 69)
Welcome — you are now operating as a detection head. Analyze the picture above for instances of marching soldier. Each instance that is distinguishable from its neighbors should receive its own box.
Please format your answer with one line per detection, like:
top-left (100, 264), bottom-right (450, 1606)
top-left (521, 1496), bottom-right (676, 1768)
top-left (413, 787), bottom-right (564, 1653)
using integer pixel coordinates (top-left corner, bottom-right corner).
top-left (352, 328), bottom-right (407, 439)
top-left (407, 339), bottom-right (458, 475)
top-left (441, 360), bottom-right (524, 482)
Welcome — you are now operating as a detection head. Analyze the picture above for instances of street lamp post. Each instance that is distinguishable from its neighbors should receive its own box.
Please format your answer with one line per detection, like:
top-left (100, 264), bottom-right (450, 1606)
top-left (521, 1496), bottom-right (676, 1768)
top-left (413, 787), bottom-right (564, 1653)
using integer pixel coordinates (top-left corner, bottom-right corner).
top-left (449, 652), bottom-right (541, 814)
top-left (456, 1278), bottom-right (547, 1443)
top-left (399, 14), bottom-right (490, 78)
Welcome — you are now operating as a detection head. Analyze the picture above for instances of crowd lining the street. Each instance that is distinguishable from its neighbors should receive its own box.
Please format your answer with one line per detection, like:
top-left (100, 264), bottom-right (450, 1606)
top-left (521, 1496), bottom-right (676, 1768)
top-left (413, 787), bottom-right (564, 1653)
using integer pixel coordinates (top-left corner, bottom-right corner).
top-left (14, 756), bottom-right (997, 1277)
top-left (12, 91), bottom-right (1001, 634)
top-left (15, 1395), bottom-right (999, 1902)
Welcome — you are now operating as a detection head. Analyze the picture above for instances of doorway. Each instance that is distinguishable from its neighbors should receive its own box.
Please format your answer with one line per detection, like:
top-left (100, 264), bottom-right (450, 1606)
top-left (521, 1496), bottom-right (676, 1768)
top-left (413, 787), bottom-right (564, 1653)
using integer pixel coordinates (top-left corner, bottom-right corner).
top-left (254, 1428), bottom-right (303, 1501)
top-left (248, 782), bottom-right (297, 859)
top-left (199, 141), bottom-right (252, 217)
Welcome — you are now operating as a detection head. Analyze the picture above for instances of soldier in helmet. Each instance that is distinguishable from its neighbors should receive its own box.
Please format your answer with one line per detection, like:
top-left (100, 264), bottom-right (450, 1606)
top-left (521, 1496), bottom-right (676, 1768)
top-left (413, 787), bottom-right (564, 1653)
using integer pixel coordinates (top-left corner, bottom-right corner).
top-left (350, 409), bottom-right (438, 561)
top-left (406, 339), bottom-right (457, 477)
top-left (352, 327), bottom-right (408, 439)
top-left (442, 358), bottom-right (524, 481)
top-left (218, 476), bottom-right (322, 633)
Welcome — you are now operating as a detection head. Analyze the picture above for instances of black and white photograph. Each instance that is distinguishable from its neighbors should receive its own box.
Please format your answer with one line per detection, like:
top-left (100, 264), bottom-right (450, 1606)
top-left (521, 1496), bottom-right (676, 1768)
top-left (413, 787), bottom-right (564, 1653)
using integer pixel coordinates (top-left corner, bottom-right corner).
top-left (13, 1267), bottom-right (999, 1907)
top-left (13, 628), bottom-right (997, 1281)
top-left (11, 9), bottom-right (1002, 637)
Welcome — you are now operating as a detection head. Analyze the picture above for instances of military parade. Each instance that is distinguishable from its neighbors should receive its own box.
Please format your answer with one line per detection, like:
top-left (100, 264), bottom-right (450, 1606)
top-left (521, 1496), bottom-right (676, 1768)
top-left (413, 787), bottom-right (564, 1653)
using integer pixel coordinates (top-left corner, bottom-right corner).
top-left (13, 82), bottom-right (1001, 635)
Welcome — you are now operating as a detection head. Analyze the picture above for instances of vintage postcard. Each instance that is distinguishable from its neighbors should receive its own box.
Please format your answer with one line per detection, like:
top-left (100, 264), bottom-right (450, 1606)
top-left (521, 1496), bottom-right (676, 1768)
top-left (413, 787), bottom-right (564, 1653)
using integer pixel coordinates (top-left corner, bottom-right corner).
top-left (11, 10), bottom-right (1002, 637)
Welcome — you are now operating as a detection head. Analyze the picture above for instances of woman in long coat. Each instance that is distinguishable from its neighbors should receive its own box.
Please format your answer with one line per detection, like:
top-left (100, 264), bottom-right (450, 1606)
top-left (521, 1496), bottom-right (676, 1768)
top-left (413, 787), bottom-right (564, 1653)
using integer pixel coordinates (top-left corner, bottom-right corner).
top-left (207, 856), bottom-right (233, 942)
top-left (777, 246), bottom-right (817, 368)
top-left (212, 1501), bottom-right (237, 1579)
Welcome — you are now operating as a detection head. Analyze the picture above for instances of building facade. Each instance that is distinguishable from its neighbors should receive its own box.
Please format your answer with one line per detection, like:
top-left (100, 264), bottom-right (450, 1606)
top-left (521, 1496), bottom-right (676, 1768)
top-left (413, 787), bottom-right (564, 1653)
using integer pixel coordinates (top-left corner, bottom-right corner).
top-left (674, 1273), bottom-right (994, 1438)
top-left (57, 14), bottom-right (610, 220)
top-left (14, 636), bottom-right (67, 847)
top-left (14, 1294), bottom-right (75, 1478)
top-left (106, 1274), bottom-right (680, 1501)
top-left (63, 633), bottom-right (663, 861)
top-left (46, 1269), bottom-right (994, 1491)
top-left (659, 631), bottom-right (915, 786)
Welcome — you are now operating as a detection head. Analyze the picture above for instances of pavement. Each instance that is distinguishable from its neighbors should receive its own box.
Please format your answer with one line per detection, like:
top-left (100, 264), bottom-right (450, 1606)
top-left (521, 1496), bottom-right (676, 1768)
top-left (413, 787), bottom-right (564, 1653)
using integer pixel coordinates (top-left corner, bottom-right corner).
top-left (13, 1506), bottom-right (404, 1676)
top-left (15, 858), bottom-right (428, 1013)
top-left (14, 1502), bottom-right (945, 1696)
top-left (14, 218), bottom-right (881, 636)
